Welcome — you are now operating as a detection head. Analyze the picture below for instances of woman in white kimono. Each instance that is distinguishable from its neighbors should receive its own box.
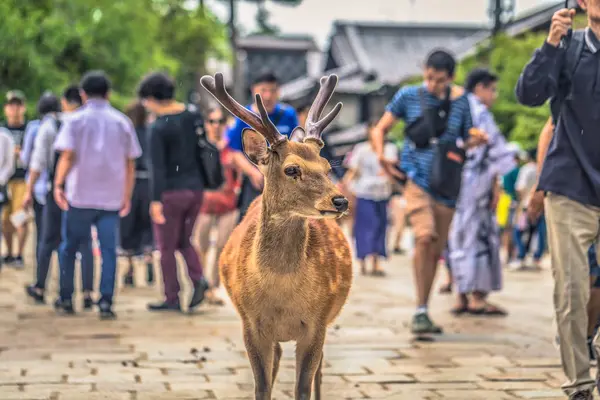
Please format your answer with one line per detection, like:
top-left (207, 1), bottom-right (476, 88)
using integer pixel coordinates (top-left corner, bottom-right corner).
top-left (448, 68), bottom-right (516, 316)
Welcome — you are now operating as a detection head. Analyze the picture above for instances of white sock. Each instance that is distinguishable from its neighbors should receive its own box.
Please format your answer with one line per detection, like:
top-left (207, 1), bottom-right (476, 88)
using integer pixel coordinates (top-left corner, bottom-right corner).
top-left (416, 306), bottom-right (428, 315)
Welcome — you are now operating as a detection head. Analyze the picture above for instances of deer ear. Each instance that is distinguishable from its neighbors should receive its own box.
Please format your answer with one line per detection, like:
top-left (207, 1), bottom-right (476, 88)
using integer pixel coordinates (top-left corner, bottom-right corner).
top-left (242, 128), bottom-right (269, 165)
top-left (290, 126), bottom-right (307, 142)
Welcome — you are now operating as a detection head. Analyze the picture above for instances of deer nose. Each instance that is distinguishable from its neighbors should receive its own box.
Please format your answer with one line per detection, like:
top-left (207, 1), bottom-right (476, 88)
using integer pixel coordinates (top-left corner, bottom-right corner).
top-left (332, 196), bottom-right (349, 212)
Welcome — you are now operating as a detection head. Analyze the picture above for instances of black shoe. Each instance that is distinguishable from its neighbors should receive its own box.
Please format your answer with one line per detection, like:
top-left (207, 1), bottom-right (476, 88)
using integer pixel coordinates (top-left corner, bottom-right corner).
top-left (11, 255), bottom-right (24, 269)
top-left (147, 300), bottom-right (181, 312)
top-left (189, 278), bottom-right (210, 310)
top-left (123, 273), bottom-right (134, 287)
top-left (83, 296), bottom-right (94, 310)
top-left (146, 263), bottom-right (154, 284)
top-left (393, 247), bottom-right (405, 255)
top-left (25, 285), bottom-right (45, 304)
top-left (3, 255), bottom-right (14, 265)
top-left (54, 298), bottom-right (75, 315)
top-left (570, 389), bottom-right (593, 400)
top-left (98, 298), bottom-right (116, 320)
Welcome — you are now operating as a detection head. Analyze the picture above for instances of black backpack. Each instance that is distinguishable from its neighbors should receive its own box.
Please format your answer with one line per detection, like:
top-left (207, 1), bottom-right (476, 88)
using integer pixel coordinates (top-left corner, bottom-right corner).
top-left (550, 29), bottom-right (586, 125)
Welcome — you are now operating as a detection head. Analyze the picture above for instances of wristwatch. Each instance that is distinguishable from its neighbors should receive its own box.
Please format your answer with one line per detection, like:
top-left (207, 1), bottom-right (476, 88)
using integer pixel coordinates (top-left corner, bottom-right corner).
top-left (55, 183), bottom-right (65, 190)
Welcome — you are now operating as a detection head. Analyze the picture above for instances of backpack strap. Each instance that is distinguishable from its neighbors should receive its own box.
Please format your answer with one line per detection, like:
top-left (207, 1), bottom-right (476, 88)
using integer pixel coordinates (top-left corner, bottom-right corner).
top-left (550, 29), bottom-right (586, 124)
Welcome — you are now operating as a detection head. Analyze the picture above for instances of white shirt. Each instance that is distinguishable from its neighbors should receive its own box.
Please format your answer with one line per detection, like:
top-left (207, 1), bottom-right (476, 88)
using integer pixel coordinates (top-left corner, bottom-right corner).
top-left (347, 141), bottom-right (398, 201)
top-left (516, 161), bottom-right (537, 208)
top-left (0, 127), bottom-right (15, 186)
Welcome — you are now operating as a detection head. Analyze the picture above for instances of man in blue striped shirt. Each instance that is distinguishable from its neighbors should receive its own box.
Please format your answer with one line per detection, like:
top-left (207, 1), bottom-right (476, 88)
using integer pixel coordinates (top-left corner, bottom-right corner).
top-left (372, 50), bottom-right (486, 335)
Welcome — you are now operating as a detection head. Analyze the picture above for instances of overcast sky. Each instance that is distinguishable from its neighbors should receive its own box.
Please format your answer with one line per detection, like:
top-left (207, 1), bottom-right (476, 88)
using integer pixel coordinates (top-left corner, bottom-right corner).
top-left (203, 0), bottom-right (561, 49)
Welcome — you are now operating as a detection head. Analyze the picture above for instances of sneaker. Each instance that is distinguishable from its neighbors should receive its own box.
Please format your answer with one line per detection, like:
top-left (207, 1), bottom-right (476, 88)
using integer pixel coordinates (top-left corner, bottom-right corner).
top-left (589, 338), bottom-right (597, 366)
top-left (411, 312), bottom-right (443, 335)
top-left (98, 298), bottom-right (116, 320)
top-left (189, 278), bottom-right (210, 310)
top-left (83, 296), bottom-right (94, 310)
top-left (569, 389), bottom-right (593, 400)
top-left (25, 285), bottom-right (44, 304)
top-left (147, 301), bottom-right (182, 312)
top-left (3, 255), bottom-right (14, 265)
top-left (11, 256), bottom-right (24, 268)
top-left (508, 259), bottom-right (526, 271)
top-left (54, 298), bottom-right (75, 315)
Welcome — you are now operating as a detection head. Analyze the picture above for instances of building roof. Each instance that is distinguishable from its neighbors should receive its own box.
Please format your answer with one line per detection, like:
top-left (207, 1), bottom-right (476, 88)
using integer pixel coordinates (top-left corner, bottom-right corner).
top-left (280, 1), bottom-right (566, 102)
top-left (237, 34), bottom-right (319, 51)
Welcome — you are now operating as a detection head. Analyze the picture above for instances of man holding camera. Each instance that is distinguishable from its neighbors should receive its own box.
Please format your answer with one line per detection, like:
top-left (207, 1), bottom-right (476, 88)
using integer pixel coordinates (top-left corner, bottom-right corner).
top-left (516, 1), bottom-right (600, 398)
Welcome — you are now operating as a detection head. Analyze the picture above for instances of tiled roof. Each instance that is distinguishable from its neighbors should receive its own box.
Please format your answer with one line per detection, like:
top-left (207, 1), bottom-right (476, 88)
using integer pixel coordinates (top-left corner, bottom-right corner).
top-left (237, 35), bottom-right (318, 51)
top-left (280, 1), bottom-right (566, 101)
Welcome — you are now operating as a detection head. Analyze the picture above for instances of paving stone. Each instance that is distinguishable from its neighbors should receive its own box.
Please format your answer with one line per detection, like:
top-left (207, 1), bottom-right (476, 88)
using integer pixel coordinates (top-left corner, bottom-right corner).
top-left (0, 236), bottom-right (575, 399)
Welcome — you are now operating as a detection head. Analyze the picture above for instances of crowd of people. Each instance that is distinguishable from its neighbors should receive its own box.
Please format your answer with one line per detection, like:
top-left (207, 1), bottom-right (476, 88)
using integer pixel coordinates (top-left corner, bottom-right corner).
top-left (0, 2), bottom-right (599, 398)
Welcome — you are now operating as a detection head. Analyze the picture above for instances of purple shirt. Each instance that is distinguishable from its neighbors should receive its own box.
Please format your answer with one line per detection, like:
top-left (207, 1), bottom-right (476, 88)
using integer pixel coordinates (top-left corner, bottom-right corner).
top-left (54, 99), bottom-right (142, 211)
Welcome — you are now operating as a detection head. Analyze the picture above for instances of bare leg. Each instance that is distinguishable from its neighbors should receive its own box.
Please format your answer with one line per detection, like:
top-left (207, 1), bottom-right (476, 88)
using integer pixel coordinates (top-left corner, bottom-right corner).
top-left (16, 223), bottom-right (28, 257)
top-left (413, 237), bottom-right (433, 306)
top-left (243, 326), bottom-right (275, 400)
top-left (3, 220), bottom-right (14, 257)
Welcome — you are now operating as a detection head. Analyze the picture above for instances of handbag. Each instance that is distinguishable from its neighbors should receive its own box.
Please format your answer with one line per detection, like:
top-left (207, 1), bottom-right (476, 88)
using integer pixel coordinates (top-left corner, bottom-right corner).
top-left (197, 132), bottom-right (225, 190)
top-left (429, 140), bottom-right (466, 201)
top-left (191, 109), bottom-right (225, 191)
top-left (404, 87), bottom-right (451, 149)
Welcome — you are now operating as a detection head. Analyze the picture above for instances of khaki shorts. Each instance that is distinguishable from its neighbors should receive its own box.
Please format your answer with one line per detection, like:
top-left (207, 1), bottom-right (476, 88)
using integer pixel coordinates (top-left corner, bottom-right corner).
top-left (2, 179), bottom-right (27, 223)
top-left (404, 180), bottom-right (454, 243)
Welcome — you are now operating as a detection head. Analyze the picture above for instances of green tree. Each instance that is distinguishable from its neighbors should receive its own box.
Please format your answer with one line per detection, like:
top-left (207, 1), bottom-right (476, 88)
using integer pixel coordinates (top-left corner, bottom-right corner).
top-left (0, 0), bottom-right (226, 115)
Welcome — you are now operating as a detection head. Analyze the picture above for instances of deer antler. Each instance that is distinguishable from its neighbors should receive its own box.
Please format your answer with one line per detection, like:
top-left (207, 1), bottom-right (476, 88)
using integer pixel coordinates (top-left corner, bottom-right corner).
top-left (304, 74), bottom-right (343, 141)
top-left (200, 73), bottom-right (287, 146)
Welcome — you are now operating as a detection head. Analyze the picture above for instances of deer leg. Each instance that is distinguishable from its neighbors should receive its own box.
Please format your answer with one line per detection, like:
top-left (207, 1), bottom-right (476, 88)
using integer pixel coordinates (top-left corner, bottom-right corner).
top-left (295, 330), bottom-right (326, 400)
top-left (272, 342), bottom-right (282, 384)
top-left (243, 327), bottom-right (275, 400)
top-left (313, 354), bottom-right (323, 400)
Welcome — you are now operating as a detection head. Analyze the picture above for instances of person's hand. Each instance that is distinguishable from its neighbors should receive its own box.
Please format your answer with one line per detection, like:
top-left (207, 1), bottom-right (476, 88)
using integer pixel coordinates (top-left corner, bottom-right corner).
top-left (14, 145), bottom-right (21, 156)
top-left (547, 8), bottom-right (576, 47)
top-left (150, 201), bottom-right (166, 225)
top-left (53, 186), bottom-right (69, 211)
top-left (22, 191), bottom-right (33, 210)
top-left (527, 188), bottom-right (545, 223)
top-left (119, 199), bottom-right (131, 217)
top-left (468, 127), bottom-right (489, 146)
top-left (249, 170), bottom-right (264, 191)
top-left (490, 187), bottom-right (500, 211)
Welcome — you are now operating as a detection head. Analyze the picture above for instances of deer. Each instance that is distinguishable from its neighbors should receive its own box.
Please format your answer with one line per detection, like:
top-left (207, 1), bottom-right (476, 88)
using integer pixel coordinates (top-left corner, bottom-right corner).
top-left (200, 72), bottom-right (353, 400)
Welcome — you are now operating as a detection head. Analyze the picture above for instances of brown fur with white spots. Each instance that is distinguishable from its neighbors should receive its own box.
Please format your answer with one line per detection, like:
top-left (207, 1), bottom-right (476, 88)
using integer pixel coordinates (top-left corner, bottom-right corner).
top-left (201, 73), bottom-right (353, 400)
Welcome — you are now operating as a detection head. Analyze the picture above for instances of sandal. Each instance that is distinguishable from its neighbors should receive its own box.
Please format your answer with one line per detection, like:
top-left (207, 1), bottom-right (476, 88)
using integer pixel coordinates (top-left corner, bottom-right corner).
top-left (467, 304), bottom-right (508, 316)
top-left (450, 305), bottom-right (469, 316)
top-left (439, 283), bottom-right (452, 294)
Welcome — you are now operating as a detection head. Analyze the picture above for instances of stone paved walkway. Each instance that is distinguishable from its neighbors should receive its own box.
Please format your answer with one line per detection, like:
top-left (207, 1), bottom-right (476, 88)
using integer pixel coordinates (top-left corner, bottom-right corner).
top-left (0, 238), bottom-right (591, 399)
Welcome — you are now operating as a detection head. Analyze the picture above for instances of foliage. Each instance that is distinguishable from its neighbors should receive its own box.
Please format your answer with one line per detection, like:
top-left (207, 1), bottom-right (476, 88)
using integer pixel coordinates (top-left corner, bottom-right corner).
top-left (0, 0), bottom-right (227, 118)
top-left (454, 14), bottom-right (588, 149)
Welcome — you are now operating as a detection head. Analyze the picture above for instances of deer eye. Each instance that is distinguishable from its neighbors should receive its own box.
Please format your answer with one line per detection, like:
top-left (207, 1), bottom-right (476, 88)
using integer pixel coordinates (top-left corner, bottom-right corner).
top-left (284, 165), bottom-right (301, 177)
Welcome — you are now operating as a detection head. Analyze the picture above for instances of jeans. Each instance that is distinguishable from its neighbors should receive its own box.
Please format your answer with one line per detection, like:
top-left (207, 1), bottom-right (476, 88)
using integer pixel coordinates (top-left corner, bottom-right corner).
top-left (153, 190), bottom-right (204, 304)
top-left (36, 192), bottom-right (94, 291)
top-left (59, 207), bottom-right (118, 302)
top-left (33, 197), bottom-right (44, 261)
top-left (514, 215), bottom-right (546, 261)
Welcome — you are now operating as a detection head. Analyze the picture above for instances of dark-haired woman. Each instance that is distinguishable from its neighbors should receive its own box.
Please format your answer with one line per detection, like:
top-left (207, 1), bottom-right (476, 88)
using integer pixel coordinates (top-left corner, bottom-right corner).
top-left (120, 101), bottom-right (155, 287)
top-left (193, 107), bottom-right (240, 306)
top-left (138, 72), bottom-right (209, 311)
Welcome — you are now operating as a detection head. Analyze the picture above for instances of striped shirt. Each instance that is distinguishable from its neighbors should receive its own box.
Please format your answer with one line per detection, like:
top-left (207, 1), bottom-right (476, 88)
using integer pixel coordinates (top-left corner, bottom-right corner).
top-left (385, 85), bottom-right (473, 207)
